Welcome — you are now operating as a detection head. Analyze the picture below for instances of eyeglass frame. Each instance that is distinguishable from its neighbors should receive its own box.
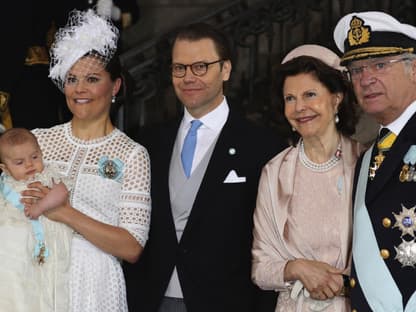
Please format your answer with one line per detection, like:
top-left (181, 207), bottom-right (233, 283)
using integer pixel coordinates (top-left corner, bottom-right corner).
top-left (171, 59), bottom-right (225, 78)
top-left (347, 57), bottom-right (411, 80)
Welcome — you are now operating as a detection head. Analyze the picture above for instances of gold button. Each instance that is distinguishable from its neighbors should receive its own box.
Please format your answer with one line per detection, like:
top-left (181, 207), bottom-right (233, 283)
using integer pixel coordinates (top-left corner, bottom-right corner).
top-left (350, 277), bottom-right (356, 288)
top-left (352, 309), bottom-right (357, 312)
top-left (380, 249), bottom-right (390, 259)
top-left (382, 217), bottom-right (392, 228)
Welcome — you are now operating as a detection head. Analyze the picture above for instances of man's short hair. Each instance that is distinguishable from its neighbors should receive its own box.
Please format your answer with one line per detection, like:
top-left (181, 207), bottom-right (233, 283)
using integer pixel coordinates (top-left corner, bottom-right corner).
top-left (172, 22), bottom-right (234, 63)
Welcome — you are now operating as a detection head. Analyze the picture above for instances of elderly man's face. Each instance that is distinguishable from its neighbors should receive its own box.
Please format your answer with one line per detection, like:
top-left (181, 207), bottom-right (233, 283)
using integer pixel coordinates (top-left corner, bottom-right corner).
top-left (348, 55), bottom-right (416, 125)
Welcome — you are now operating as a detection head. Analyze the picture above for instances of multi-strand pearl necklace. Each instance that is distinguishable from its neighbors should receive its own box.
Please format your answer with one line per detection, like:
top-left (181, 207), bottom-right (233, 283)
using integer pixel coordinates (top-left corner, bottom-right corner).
top-left (299, 139), bottom-right (342, 172)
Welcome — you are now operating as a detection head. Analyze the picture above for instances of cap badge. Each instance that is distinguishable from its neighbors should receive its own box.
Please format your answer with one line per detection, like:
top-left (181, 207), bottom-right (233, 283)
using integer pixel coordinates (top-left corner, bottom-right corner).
top-left (348, 16), bottom-right (371, 46)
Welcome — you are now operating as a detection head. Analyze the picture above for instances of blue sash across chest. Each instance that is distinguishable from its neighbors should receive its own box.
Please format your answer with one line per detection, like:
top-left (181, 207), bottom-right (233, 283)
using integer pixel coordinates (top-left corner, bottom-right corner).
top-left (0, 177), bottom-right (49, 263)
top-left (353, 146), bottom-right (416, 311)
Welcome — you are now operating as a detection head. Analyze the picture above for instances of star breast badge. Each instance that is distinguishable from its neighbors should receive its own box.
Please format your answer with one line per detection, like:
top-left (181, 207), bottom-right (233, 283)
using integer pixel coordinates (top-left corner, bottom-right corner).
top-left (393, 204), bottom-right (416, 267)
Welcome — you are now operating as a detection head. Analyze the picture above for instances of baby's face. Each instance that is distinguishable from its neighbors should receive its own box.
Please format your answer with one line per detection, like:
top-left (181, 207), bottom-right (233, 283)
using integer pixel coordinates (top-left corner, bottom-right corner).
top-left (1, 141), bottom-right (44, 181)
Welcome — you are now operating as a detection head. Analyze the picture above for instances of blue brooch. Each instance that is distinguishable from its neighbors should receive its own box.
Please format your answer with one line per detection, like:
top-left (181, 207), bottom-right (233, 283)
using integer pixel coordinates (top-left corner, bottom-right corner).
top-left (399, 145), bottom-right (416, 182)
top-left (98, 156), bottom-right (124, 182)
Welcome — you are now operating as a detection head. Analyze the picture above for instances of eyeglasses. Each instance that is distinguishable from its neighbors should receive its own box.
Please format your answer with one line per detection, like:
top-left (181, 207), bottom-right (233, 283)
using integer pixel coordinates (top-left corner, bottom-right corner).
top-left (171, 60), bottom-right (224, 78)
top-left (347, 58), bottom-right (410, 80)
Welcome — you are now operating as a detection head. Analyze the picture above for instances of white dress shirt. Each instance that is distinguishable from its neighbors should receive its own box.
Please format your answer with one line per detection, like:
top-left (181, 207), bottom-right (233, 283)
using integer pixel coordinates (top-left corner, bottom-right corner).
top-left (178, 97), bottom-right (229, 175)
top-left (384, 100), bottom-right (416, 136)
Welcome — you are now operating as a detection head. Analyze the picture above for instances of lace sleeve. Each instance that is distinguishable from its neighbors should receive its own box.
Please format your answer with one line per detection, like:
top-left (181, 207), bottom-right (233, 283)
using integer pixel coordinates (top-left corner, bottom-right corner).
top-left (119, 145), bottom-right (151, 247)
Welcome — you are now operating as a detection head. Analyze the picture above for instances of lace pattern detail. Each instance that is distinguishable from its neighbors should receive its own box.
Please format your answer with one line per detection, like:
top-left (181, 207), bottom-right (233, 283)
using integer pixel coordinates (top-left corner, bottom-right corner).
top-left (32, 123), bottom-right (151, 312)
top-left (1, 164), bottom-right (67, 190)
top-left (33, 122), bottom-right (151, 244)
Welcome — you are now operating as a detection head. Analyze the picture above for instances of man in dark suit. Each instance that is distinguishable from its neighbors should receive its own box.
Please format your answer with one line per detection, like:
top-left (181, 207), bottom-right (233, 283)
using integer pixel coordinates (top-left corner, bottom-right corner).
top-left (123, 23), bottom-right (285, 312)
top-left (334, 11), bottom-right (416, 311)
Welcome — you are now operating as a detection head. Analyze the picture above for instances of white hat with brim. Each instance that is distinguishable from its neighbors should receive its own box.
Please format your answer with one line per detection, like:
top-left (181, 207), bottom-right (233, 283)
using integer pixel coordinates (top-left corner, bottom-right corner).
top-left (333, 11), bottom-right (416, 65)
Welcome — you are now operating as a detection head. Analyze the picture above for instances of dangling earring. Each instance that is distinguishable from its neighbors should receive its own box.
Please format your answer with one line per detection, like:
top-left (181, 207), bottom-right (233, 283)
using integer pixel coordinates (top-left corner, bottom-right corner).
top-left (334, 98), bottom-right (340, 124)
top-left (335, 113), bottom-right (339, 124)
top-left (111, 95), bottom-right (116, 103)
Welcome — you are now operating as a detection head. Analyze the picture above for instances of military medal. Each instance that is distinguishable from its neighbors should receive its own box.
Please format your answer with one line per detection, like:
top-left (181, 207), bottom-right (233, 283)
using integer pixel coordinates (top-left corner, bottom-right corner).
top-left (400, 164), bottom-right (410, 182)
top-left (369, 130), bottom-right (396, 180)
top-left (400, 145), bottom-right (416, 182)
top-left (392, 204), bottom-right (416, 237)
top-left (395, 239), bottom-right (416, 267)
top-left (369, 153), bottom-right (385, 180)
top-left (392, 204), bottom-right (416, 266)
top-left (410, 166), bottom-right (416, 182)
top-left (369, 163), bottom-right (377, 180)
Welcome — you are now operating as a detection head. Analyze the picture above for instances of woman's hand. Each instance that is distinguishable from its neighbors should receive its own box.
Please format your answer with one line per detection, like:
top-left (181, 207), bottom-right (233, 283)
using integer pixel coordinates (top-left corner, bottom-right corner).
top-left (284, 258), bottom-right (344, 300)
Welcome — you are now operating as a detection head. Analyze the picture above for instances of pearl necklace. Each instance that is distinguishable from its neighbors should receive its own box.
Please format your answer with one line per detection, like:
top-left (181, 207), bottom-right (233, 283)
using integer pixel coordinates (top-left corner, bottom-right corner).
top-left (299, 139), bottom-right (342, 172)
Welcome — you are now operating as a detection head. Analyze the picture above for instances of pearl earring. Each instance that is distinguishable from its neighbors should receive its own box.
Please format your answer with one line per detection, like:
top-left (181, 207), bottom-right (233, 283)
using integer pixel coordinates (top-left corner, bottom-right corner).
top-left (292, 127), bottom-right (296, 132)
top-left (335, 113), bottom-right (339, 124)
top-left (111, 95), bottom-right (116, 103)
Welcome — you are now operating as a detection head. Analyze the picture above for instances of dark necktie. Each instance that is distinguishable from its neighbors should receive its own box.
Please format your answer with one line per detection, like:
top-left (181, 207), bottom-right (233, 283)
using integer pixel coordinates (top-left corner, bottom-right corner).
top-left (369, 128), bottom-right (396, 180)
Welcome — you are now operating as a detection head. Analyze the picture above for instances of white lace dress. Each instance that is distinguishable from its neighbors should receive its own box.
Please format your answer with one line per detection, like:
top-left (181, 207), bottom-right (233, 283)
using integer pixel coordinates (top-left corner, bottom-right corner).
top-left (0, 166), bottom-right (72, 312)
top-left (33, 122), bottom-right (151, 312)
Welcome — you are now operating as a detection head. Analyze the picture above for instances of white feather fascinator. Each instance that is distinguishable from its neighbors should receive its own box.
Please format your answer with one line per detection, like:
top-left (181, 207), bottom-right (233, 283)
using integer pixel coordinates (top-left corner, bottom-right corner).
top-left (49, 9), bottom-right (119, 91)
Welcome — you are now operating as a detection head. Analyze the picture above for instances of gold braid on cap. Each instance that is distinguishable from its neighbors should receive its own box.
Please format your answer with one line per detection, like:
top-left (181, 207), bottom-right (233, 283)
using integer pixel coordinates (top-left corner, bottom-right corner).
top-left (341, 46), bottom-right (414, 63)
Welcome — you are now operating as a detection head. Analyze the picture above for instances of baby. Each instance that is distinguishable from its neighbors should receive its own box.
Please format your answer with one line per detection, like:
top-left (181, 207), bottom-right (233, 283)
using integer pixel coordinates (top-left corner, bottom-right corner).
top-left (0, 128), bottom-right (68, 219)
top-left (0, 128), bottom-right (72, 312)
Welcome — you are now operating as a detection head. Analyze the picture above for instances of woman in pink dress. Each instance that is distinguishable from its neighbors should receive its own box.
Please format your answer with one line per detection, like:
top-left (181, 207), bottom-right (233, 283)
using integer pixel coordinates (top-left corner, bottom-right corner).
top-left (252, 45), bottom-right (363, 311)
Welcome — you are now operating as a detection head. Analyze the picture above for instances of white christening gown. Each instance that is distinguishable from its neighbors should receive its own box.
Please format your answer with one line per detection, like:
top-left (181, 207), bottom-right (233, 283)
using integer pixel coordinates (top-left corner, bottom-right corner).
top-left (0, 165), bottom-right (72, 312)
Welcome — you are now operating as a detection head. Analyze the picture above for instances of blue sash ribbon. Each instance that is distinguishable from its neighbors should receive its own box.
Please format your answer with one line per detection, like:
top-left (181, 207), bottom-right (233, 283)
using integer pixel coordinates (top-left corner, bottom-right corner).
top-left (0, 176), bottom-right (49, 264)
top-left (353, 146), bottom-right (416, 311)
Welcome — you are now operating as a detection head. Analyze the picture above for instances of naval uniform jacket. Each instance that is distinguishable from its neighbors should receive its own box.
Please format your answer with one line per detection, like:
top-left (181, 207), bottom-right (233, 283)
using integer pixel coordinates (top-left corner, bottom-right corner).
top-left (123, 110), bottom-right (286, 312)
top-left (350, 112), bottom-right (416, 311)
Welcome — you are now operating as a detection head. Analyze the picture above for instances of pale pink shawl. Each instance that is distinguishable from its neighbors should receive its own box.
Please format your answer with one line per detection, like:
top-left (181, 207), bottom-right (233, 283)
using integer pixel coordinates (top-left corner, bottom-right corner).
top-left (252, 136), bottom-right (362, 311)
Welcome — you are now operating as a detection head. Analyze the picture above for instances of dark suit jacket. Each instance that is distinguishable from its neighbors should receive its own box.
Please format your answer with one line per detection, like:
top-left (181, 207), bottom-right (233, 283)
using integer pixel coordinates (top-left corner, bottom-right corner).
top-left (350, 112), bottom-right (416, 311)
top-left (124, 110), bottom-right (286, 312)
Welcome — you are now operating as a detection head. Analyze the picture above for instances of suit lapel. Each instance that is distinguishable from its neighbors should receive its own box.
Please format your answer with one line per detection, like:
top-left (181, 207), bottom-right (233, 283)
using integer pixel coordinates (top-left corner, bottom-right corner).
top-left (151, 120), bottom-right (181, 243)
top-left (366, 113), bottom-right (416, 204)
